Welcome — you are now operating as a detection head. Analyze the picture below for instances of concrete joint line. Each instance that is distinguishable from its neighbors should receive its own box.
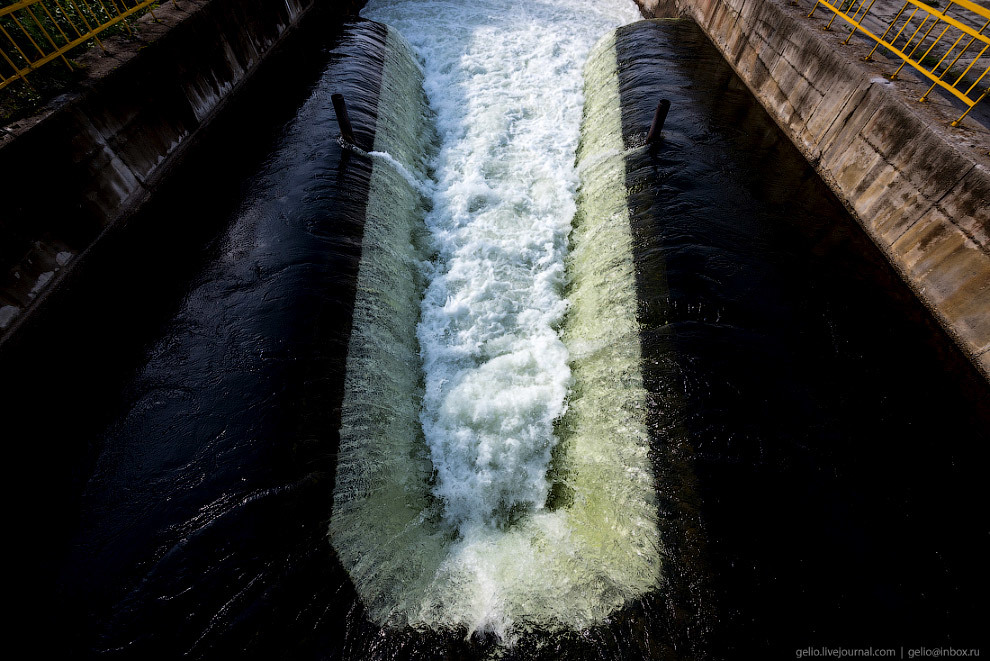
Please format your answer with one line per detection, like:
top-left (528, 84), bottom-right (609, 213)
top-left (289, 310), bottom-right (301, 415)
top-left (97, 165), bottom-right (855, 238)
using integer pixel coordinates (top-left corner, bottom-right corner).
top-left (847, 125), bottom-right (958, 253)
top-left (878, 158), bottom-right (986, 258)
top-left (819, 82), bottom-right (875, 152)
top-left (724, 6), bottom-right (744, 38)
top-left (927, 163), bottom-right (990, 255)
top-left (736, 0), bottom-right (752, 19)
top-left (946, 214), bottom-right (989, 259)
top-left (886, 199), bottom-right (938, 249)
top-left (784, 60), bottom-right (827, 98)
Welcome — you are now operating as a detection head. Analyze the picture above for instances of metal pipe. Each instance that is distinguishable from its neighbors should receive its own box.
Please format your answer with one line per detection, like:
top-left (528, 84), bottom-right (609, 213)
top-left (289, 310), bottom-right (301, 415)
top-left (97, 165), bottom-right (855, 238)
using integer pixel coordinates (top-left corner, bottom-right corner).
top-left (646, 99), bottom-right (670, 151)
top-left (331, 93), bottom-right (355, 145)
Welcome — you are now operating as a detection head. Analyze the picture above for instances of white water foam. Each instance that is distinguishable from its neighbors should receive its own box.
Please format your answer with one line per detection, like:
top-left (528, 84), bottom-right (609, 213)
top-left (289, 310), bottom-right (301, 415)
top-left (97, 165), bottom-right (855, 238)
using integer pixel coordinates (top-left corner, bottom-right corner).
top-left (361, 0), bottom-right (642, 534)
top-left (332, 3), bottom-right (660, 640)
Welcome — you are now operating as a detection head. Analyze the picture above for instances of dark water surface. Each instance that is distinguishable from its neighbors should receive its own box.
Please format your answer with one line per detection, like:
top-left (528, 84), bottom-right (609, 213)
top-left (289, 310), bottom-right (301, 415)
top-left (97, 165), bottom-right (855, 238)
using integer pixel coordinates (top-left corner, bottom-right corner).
top-left (2, 17), bottom-right (986, 661)
top-left (617, 20), bottom-right (989, 658)
top-left (7, 20), bottom-right (386, 658)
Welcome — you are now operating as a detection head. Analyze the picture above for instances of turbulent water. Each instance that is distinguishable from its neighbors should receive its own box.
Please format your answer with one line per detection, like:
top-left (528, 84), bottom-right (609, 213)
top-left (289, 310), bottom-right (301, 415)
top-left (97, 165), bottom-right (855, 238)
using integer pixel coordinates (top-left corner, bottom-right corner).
top-left (331, 0), bottom-right (655, 640)
top-left (364, 0), bottom-right (642, 530)
top-left (17, 11), bottom-right (987, 659)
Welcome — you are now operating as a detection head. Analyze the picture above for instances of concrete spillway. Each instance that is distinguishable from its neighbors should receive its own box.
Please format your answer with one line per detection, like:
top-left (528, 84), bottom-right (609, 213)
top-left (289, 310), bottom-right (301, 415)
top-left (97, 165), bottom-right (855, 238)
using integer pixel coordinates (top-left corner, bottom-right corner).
top-left (330, 3), bottom-right (661, 638)
top-left (637, 0), bottom-right (990, 380)
top-left (3, 4), bottom-right (987, 660)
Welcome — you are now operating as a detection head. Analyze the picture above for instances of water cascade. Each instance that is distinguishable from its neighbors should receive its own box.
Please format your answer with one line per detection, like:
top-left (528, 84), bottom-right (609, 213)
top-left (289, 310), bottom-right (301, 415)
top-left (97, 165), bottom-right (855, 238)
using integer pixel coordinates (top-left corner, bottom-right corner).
top-left (330, 0), bottom-right (663, 639)
top-left (21, 7), bottom-right (988, 658)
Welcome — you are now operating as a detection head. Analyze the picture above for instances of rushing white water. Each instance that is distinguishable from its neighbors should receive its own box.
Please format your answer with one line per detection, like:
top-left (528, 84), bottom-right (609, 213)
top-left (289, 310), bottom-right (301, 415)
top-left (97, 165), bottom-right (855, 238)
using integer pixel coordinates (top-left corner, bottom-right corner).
top-left (361, 0), bottom-right (642, 533)
top-left (332, 1), bottom-right (660, 641)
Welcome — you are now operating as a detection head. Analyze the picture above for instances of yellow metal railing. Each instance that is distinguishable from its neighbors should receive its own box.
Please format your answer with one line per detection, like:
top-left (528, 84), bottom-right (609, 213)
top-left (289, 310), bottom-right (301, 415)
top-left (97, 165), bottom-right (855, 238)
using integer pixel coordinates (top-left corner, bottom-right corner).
top-left (0, 0), bottom-right (165, 91)
top-left (808, 0), bottom-right (990, 126)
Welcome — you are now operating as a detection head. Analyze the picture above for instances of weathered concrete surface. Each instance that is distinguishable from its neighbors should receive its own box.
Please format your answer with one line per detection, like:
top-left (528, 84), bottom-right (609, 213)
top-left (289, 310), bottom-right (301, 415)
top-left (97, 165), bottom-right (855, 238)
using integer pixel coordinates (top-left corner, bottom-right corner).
top-left (636, 0), bottom-right (990, 380)
top-left (0, 0), bottom-right (362, 344)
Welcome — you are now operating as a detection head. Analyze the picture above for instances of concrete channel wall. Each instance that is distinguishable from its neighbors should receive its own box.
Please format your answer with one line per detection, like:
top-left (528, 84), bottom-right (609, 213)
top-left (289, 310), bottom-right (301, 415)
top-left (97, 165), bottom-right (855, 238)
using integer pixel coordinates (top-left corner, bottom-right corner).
top-left (637, 0), bottom-right (990, 379)
top-left (0, 0), bottom-right (359, 344)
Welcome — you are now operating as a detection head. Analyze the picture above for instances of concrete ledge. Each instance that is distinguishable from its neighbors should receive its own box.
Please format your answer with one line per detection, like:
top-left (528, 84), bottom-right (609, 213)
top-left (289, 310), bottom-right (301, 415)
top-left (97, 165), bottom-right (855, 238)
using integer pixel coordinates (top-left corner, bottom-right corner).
top-left (637, 0), bottom-right (990, 380)
top-left (0, 0), bottom-right (360, 343)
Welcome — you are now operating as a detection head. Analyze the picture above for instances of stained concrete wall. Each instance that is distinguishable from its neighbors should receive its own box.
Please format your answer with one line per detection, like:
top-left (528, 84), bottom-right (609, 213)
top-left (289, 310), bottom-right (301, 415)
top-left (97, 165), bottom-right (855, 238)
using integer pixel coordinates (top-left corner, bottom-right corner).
top-left (0, 0), bottom-right (361, 343)
top-left (637, 0), bottom-right (990, 379)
